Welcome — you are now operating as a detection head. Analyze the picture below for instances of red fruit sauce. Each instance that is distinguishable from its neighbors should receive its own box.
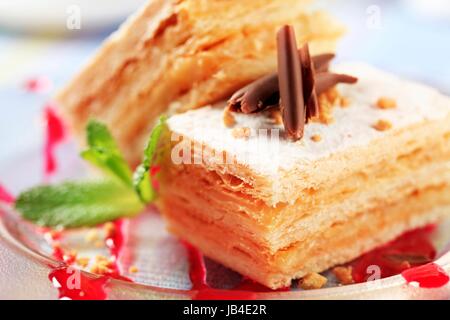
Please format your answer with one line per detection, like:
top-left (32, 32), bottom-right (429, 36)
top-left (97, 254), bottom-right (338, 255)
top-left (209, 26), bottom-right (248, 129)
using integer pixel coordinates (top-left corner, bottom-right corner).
top-left (183, 242), bottom-right (288, 300)
top-left (23, 76), bottom-right (52, 94)
top-left (0, 184), bottom-right (15, 205)
top-left (49, 267), bottom-right (108, 300)
top-left (43, 105), bottom-right (66, 176)
top-left (349, 225), bottom-right (439, 283)
top-left (48, 219), bottom-right (131, 300)
top-left (43, 223), bottom-right (450, 299)
top-left (402, 263), bottom-right (450, 289)
top-left (104, 219), bottom-right (132, 282)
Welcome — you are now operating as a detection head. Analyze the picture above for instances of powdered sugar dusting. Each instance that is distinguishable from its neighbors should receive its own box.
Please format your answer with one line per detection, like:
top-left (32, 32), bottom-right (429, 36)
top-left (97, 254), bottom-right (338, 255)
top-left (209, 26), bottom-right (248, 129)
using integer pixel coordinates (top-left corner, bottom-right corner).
top-left (168, 63), bottom-right (450, 177)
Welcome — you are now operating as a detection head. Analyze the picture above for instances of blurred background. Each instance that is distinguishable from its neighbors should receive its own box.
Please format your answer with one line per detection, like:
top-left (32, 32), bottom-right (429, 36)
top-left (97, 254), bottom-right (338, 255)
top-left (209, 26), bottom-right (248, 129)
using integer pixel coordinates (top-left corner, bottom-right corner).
top-left (0, 0), bottom-right (449, 162)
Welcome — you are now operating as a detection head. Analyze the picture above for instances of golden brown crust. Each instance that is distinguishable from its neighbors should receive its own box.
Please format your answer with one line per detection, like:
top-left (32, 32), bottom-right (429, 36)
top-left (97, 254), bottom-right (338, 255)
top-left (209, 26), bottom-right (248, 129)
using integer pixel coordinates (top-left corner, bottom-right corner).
top-left (162, 186), bottom-right (450, 289)
top-left (159, 114), bottom-right (450, 288)
top-left (55, 0), bottom-right (344, 164)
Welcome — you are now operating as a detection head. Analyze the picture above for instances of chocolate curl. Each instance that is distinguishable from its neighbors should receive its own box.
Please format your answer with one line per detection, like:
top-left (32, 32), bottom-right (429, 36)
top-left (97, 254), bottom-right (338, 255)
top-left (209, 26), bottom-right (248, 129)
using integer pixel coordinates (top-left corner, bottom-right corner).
top-left (228, 54), bottom-right (335, 114)
top-left (316, 73), bottom-right (358, 94)
top-left (299, 44), bottom-right (319, 121)
top-left (227, 74), bottom-right (279, 113)
top-left (277, 25), bottom-right (305, 140)
top-left (313, 53), bottom-right (335, 72)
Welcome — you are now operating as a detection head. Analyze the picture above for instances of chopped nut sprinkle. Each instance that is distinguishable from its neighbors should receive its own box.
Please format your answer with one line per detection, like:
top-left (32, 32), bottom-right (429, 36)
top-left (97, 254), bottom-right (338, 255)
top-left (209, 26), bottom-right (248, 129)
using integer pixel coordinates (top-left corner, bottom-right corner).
top-left (90, 263), bottom-right (113, 276)
top-left (103, 222), bottom-right (116, 238)
top-left (315, 94), bottom-right (335, 124)
top-left (339, 97), bottom-right (351, 108)
top-left (52, 241), bottom-right (61, 250)
top-left (376, 97), bottom-right (397, 109)
top-left (76, 257), bottom-right (90, 268)
top-left (325, 87), bottom-right (339, 105)
top-left (223, 108), bottom-right (236, 128)
top-left (332, 266), bottom-right (355, 285)
top-left (94, 240), bottom-right (104, 248)
top-left (232, 127), bottom-right (251, 139)
top-left (372, 119), bottom-right (393, 131)
top-left (85, 230), bottom-right (99, 244)
top-left (311, 134), bottom-right (322, 142)
top-left (300, 272), bottom-right (328, 290)
top-left (269, 109), bottom-right (283, 125)
top-left (90, 255), bottom-right (114, 275)
top-left (129, 266), bottom-right (139, 274)
top-left (95, 255), bottom-right (111, 263)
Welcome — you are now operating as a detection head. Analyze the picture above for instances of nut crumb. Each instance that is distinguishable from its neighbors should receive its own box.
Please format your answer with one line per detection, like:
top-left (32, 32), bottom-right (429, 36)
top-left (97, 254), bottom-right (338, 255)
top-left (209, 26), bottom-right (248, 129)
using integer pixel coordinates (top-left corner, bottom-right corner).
top-left (300, 272), bottom-right (328, 290)
top-left (223, 108), bottom-right (236, 128)
top-left (372, 119), bottom-right (392, 131)
top-left (232, 127), bottom-right (251, 139)
top-left (316, 94), bottom-right (335, 124)
top-left (103, 222), bottom-right (116, 238)
top-left (129, 266), bottom-right (139, 274)
top-left (376, 97), bottom-right (397, 109)
top-left (269, 109), bottom-right (283, 125)
top-left (340, 97), bottom-right (351, 108)
top-left (325, 87), bottom-right (340, 105)
top-left (94, 240), bottom-right (104, 248)
top-left (52, 241), bottom-right (61, 250)
top-left (85, 230), bottom-right (99, 244)
top-left (90, 255), bottom-right (114, 275)
top-left (76, 257), bottom-right (90, 268)
top-left (332, 266), bottom-right (355, 285)
top-left (311, 134), bottom-right (322, 142)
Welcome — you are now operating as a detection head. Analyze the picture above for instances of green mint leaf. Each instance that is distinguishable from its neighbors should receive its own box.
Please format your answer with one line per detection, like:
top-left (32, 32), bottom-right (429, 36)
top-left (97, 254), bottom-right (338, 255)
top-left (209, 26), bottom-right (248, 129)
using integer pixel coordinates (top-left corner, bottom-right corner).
top-left (133, 116), bottom-right (168, 203)
top-left (81, 120), bottom-right (133, 187)
top-left (15, 180), bottom-right (144, 229)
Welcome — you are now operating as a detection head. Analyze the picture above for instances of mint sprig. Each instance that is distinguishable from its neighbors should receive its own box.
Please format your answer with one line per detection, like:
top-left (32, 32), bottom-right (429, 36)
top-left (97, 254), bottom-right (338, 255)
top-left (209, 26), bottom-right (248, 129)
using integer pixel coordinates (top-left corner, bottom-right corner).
top-left (15, 180), bottom-right (143, 228)
top-left (133, 116), bottom-right (167, 203)
top-left (81, 120), bottom-right (133, 187)
top-left (15, 116), bottom-right (168, 229)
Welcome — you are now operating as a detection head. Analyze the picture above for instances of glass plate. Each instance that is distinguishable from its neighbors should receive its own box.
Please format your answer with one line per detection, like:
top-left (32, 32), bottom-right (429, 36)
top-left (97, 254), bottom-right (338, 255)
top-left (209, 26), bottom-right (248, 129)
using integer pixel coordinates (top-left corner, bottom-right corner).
top-left (1, 142), bottom-right (450, 300)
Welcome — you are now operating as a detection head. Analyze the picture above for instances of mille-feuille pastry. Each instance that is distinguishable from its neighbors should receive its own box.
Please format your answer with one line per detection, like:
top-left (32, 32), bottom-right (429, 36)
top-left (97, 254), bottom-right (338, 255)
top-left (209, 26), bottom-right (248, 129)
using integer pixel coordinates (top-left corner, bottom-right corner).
top-left (56, 0), bottom-right (344, 165)
top-left (158, 26), bottom-right (450, 289)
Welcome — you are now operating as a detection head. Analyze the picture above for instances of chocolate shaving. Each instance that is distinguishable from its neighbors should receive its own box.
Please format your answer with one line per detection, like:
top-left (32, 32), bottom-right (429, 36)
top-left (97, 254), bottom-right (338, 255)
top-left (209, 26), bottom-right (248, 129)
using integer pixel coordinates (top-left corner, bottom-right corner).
top-left (227, 26), bottom-right (358, 141)
top-left (228, 53), bottom-right (335, 114)
top-left (228, 74), bottom-right (279, 114)
top-left (277, 25), bottom-right (305, 140)
top-left (299, 43), bottom-right (319, 121)
top-left (316, 72), bottom-right (358, 94)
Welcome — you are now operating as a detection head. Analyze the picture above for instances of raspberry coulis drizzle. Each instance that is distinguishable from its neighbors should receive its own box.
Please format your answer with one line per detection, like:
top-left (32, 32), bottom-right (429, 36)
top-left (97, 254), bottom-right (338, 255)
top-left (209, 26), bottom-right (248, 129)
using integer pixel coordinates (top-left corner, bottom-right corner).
top-left (402, 263), bottom-right (449, 288)
top-left (48, 219), bottom-right (131, 300)
top-left (347, 225), bottom-right (449, 289)
top-left (48, 268), bottom-right (109, 300)
top-left (350, 225), bottom-right (438, 283)
top-left (43, 105), bottom-right (66, 177)
top-left (183, 242), bottom-right (289, 300)
top-left (23, 76), bottom-right (52, 94)
top-left (0, 184), bottom-right (15, 205)
top-left (104, 219), bottom-right (133, 282)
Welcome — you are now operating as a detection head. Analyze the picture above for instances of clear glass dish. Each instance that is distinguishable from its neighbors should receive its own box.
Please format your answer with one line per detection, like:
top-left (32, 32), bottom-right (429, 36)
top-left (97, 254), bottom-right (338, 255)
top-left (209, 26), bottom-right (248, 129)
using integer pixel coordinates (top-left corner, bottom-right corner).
top-left (1, 143), bottom-right (450, 300)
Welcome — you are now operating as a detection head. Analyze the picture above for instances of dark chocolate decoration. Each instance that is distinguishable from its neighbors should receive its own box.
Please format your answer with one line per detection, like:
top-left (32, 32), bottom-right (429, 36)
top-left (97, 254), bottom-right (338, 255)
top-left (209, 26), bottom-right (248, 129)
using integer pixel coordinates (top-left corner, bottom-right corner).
top-left (228, 53), bottom-right (335, 114)
top-left (227, 26), bottom-right (358, 141)
top-left (316, 72), bottom-right (358, 94)
top-left (277, 25), bottom-right (305, 140)
top-left (299, 43), bottom-right (319, 122)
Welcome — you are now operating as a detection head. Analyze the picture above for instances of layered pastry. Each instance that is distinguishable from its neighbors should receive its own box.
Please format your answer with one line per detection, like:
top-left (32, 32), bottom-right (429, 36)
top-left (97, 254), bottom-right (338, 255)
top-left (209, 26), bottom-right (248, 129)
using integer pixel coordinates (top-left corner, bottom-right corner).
top-left (55, 0), bottom-right (343, 165)
top-left (158, 28), bottom-right (450, 289)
